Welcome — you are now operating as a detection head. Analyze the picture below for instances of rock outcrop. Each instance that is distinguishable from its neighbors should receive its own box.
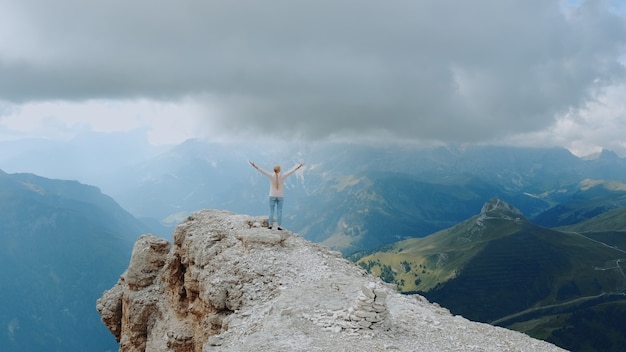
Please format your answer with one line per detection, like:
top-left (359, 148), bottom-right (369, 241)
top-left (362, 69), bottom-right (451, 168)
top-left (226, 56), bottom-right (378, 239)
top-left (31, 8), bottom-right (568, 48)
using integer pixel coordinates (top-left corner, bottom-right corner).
top-left (97, 209), bottom-right (566, 352)
top-left (480, 198), bottom-right (525, 220)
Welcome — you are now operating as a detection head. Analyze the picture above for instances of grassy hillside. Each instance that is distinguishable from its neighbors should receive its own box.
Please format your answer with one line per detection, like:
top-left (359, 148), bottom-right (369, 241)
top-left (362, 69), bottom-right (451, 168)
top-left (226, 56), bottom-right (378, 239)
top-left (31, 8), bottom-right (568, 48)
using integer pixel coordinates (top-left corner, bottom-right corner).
top-left (353, 198), bottom-right (626, 351)
top-left (558, 207), bottom-right (626, 234)
top-left (533, 179), bottom-right (626, 228)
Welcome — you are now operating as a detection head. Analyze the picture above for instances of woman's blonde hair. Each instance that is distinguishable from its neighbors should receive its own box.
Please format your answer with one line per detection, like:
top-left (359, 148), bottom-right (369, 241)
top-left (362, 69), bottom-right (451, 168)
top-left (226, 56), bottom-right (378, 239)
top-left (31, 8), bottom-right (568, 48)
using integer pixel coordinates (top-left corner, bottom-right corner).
top-left (273, 165), bottom-right (281, 189)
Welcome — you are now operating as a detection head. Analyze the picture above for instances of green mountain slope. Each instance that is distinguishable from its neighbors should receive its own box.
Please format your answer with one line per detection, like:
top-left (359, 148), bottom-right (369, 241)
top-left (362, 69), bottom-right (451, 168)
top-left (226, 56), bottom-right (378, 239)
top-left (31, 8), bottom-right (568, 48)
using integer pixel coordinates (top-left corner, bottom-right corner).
top-left (533, 179), bottom-right (626, 228)
top-left (558, 206), bottom-right (626, 235)
top-left (354, 198), bottom-right (626, 351)
top-left (315, 173), bottom-right (506, 254)
top-left (0, 171), bottom-right (148, 352)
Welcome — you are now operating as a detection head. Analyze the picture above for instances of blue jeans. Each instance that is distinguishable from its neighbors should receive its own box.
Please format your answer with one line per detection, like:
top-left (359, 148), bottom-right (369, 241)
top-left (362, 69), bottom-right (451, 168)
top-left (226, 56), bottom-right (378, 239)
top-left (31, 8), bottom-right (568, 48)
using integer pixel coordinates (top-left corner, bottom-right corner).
top-left (269, 196), bottom-right (284, 226)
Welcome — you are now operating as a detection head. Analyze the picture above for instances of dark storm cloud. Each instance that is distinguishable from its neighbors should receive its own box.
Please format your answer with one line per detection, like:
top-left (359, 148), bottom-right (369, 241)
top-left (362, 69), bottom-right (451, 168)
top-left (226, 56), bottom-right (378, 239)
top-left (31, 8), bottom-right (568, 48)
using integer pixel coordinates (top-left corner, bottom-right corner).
top-left (1, 0), bottom-right (625, 142)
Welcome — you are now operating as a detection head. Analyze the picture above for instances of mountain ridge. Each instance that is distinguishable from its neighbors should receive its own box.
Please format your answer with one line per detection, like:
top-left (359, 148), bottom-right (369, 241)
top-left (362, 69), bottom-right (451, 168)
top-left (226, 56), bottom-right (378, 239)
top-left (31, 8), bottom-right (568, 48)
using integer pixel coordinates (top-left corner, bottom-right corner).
top-left (0, 171), bottom-right (149, 352)
top-left (97, 209), bottom-right (566, 352)
top-left (353, 198), bottom-right (626, 351)
top-left (97, 141), bottom-right (626, 255)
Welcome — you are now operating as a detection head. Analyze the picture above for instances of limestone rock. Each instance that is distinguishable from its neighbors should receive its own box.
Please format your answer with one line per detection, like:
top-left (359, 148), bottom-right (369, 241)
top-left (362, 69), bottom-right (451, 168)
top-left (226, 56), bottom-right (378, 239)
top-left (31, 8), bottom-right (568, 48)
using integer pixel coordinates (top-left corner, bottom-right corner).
top-left (97, 209), bottom-right (566, 352)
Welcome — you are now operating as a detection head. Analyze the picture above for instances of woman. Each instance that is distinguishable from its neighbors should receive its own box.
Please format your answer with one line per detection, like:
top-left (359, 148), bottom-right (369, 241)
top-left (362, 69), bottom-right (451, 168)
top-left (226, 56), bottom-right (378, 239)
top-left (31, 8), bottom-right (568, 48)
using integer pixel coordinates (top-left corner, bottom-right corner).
top-left (249, 161), bottom-right (304, 230)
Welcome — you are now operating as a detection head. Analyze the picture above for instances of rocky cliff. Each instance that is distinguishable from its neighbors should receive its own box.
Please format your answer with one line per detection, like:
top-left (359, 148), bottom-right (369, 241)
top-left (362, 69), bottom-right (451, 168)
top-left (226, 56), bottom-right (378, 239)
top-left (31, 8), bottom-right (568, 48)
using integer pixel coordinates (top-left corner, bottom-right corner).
top-left (97, 209), bottom-right (566, 352)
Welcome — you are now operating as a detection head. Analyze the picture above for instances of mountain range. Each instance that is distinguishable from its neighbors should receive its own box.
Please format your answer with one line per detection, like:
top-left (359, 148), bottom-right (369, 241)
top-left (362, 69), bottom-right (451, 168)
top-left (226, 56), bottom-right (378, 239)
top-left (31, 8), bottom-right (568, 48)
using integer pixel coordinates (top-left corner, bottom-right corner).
top-left (93, 140), bottom-right (626, 351)
top-left (99, 140), bottom-right (626, 255)
top-left (0, 170), bottom-right (149, 352)
top-left (352, 195), bottom-right (626, 351)
top-left (2, 139), bottom-right (626, 351)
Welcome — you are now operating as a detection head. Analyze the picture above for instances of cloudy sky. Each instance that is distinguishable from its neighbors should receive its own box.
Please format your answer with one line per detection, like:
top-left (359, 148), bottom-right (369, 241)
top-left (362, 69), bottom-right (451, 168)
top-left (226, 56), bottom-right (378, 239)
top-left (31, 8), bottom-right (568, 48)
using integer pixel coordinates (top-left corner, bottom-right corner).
top-left (1, 0), bottom-right (626, 156)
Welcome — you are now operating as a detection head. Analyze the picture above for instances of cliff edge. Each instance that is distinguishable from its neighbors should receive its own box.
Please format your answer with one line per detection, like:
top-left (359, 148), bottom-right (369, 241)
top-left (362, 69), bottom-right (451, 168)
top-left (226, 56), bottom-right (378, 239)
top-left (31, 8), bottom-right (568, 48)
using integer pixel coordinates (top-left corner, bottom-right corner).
top-left (97, 209), bottom-right (565, 352)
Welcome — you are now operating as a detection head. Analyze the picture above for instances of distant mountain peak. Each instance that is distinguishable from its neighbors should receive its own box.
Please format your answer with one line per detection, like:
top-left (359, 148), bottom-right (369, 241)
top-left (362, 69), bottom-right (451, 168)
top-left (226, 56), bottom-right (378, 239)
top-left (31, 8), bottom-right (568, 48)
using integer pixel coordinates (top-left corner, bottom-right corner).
top-left (581, 148), bottom-right (621, 160)
top-left (479, 198), bottom-right (525, 221)
top-left (599, 149), bottom-right (620, 160)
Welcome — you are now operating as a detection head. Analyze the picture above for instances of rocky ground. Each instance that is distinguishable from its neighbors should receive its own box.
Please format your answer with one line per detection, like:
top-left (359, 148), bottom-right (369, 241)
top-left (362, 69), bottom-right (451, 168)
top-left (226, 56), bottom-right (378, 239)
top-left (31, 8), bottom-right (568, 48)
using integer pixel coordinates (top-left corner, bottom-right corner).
top-left (97, 209), bottom-right (567, 352)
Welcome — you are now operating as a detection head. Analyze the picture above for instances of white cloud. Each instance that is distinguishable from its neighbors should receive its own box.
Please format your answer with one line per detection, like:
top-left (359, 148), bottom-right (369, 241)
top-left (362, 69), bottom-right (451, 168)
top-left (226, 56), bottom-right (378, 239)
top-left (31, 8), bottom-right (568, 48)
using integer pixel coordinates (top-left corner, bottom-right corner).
top-left (561, 82), bottom-right (626, 156)
top-left (0, 0), bottom-right (625, 153)
top-left (500, 81), bottom-right (626, 157)
top-left (0, 99), bottom-right (207, 145)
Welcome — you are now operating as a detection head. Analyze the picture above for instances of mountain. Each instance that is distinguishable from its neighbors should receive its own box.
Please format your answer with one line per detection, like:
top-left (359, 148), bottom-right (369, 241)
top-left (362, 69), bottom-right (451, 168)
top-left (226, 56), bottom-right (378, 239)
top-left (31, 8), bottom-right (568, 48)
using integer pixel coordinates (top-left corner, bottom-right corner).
top-left (97, 209), bottom-right (565, 352)
top-left (352, 198), bottom-right (626, 351)
top-left (98, 140), bottom-right (626, 255)
top-left (99, 139), bottom-right (263, 229)
top-left (0, 131), bottom-right (166, 187)
top-left (0, 170), bottom-right (149, 352)
top-left (533, 179), bottom-right (626, 228)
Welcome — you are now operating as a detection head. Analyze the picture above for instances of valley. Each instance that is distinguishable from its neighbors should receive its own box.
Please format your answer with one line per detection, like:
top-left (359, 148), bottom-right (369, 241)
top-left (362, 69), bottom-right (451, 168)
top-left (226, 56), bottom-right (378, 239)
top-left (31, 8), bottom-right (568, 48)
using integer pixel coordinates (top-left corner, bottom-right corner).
top-left (2, 141), bottom-right (626, 351)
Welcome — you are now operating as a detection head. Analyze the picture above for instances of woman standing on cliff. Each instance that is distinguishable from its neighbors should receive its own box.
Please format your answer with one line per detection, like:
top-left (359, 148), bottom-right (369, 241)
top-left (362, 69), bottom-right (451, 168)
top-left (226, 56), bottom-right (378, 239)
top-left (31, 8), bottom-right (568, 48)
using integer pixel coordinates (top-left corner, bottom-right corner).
top-left (249, 161), bottom-right (304, 230)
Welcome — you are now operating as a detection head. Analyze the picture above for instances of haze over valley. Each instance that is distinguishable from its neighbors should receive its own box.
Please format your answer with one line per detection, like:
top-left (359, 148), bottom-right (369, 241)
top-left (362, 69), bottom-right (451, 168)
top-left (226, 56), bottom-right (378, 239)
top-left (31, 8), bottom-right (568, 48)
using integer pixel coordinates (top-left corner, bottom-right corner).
top-left (2, 1), bottom-right (626, 350)
top-left (2, 138), bottom-right (626, 351)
